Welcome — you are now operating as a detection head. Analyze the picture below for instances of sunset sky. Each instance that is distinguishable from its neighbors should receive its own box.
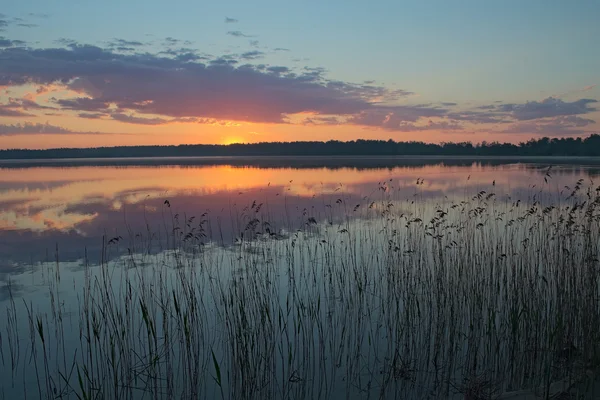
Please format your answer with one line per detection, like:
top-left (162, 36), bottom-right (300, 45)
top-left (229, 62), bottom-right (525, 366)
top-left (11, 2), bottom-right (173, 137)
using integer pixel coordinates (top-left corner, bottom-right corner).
top-left (0, 0), bottom-right (598, 149)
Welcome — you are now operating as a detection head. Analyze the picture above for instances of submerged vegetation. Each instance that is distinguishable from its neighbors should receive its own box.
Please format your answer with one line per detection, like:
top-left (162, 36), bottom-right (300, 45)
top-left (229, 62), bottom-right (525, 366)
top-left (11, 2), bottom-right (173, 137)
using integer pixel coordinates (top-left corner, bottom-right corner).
top-left (2, 173), bottom-right (600, 399)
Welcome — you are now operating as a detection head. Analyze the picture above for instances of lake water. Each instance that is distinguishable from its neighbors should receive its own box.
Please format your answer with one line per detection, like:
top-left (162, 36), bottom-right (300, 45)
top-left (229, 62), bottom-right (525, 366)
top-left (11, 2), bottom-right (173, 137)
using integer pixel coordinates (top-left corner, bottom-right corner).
top-left (1, 157), bottom-right (600, 399)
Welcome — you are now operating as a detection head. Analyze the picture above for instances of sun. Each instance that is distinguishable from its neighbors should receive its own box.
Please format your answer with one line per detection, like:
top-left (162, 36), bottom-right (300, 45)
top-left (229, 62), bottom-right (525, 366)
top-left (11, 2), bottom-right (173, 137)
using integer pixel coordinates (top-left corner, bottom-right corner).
top-left (221, 137), bottom-right (244, 145)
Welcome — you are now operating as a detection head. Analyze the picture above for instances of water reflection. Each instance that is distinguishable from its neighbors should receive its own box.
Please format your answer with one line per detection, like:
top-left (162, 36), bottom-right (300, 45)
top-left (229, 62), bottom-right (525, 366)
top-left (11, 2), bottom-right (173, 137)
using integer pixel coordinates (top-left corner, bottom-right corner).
top-left (1, 157), bottom-right (600, 399)
top-left (0, 158), bottom-right (597, 273)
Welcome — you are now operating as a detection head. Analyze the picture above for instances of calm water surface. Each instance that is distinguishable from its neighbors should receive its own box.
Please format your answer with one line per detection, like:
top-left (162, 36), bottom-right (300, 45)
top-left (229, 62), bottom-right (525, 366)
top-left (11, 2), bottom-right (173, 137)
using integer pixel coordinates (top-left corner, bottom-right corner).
top-left (1, 157), bottom-right (598, 271)
top-left (1, 157), bottom-right (600, 399)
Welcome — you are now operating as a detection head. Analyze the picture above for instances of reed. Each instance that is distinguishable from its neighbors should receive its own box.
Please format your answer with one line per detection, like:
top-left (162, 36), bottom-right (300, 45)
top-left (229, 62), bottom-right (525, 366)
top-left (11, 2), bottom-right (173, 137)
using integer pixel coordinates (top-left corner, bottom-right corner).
top-left (1, 175), bottom-right (599, 399)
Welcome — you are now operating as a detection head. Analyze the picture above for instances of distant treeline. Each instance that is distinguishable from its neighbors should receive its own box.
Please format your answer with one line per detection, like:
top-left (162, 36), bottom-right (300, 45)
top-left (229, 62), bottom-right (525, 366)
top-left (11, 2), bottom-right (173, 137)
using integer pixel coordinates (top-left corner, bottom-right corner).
top-left (1, 135), bottom-right (600, 159)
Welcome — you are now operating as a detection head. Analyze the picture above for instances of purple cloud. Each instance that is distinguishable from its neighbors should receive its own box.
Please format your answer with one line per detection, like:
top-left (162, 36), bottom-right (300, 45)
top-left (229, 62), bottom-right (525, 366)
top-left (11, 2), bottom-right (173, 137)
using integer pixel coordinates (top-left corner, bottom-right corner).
top-left (498, 97), bottom-right (597, 120)
top-left (78, 112), bottom-right (107, 119)
top-left (110, 113), bottom-right (168, 125)
top-left (500, 115), bottom-right (596, 136)
top-left (1, 37), bottom-right (595, 135)
top-left (0, 41), bottom-right (419, 125)
top-left (0, 122), bottom-right (73, 135)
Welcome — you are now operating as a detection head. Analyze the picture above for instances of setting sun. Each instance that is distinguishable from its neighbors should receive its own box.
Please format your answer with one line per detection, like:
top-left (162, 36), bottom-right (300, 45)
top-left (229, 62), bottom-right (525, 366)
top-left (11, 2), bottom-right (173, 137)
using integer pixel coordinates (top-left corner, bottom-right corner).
top-left (221, 136), bottom-right (245, 145)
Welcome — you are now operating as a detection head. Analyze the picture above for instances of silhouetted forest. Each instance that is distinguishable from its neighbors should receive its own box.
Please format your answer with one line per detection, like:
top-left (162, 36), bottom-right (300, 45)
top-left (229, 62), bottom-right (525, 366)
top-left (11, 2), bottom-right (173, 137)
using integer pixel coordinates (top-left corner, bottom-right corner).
top-left (1, 135), bottom-right (600, 160)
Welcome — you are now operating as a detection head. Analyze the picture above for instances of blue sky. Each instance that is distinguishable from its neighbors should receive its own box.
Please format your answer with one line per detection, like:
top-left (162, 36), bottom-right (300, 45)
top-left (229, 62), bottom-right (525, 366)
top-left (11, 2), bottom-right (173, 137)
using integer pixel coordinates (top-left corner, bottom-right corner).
top-left (0, 0), bottom-right (598, 147)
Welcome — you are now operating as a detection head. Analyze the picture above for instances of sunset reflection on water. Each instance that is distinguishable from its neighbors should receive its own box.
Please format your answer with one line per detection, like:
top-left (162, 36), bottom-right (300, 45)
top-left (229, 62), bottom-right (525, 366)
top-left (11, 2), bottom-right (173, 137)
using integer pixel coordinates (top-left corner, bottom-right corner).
top-left (0, 158), bottom-right (598, 270)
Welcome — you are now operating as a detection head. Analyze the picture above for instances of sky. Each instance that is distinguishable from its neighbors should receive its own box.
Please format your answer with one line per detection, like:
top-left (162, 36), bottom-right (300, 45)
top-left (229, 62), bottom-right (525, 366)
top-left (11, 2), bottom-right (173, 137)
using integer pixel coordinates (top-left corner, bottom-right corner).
top-left (0, 0), bottom-right (598, 149)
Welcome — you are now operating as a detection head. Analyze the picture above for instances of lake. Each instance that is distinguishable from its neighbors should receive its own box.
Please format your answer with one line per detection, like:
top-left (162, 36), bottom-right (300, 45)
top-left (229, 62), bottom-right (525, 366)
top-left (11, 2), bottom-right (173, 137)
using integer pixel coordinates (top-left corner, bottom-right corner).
top-left (1, 157), bottom-right (600, 399)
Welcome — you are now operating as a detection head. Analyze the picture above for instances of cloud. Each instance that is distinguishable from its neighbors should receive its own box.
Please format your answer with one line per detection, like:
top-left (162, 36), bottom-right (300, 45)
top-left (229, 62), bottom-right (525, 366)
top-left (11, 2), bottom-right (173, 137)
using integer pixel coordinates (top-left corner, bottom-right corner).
top-left (443, 97), bottom-right (598, 127)
top-left (274, 48), bottom-right (290, 52)
top-left (0, 122), bottom-right (73, 135)
top-left (209, 56), bottom-right (239, 66)
top-left (110, 113), bottom-right (168, 125)
top-left (301, 116), bottom-right (343, 126)
top-left (227, 31), bottom-right (253, 38)
top-left (249, 40), bottom-right (259, 47)
top-left (266, 66), bottom-right (290, 75)
top-left (0, 107), bottom-right (34, 117)
top-left (0, 97), bottom-right (54, 116)
top-left (78, 112), bottom-right (107, 119)
top-left (7, 97), bottom-right (55, 110)
top-left (348, 106), bottom-right (447, 130)
top-left (499, 97), bottom-right (597, 120)
top-left (164, 37), bottom-right (180, 45)
top-left (0, 122), bottom-right (119, 136)
top-left (108, 38), bottom-right (145, 47)
top-left (0, 37), bottom-right (26, 48)
top-left (159, 47), bottom-right (208, 62)
top-left (447, 110), bottom-right (506, 124)
top-left (500, 115), bottom-right (596, 136)
top-left (240, 50), bottom-right (265, 60)
top-left (56, 97), bottom-right (110, 112)
top-left (224, 17), bottom-right (238, 23)
top-left (17, 23), bottom-right (38, 28)
top-left (0, 38), bottom-right (453, 127)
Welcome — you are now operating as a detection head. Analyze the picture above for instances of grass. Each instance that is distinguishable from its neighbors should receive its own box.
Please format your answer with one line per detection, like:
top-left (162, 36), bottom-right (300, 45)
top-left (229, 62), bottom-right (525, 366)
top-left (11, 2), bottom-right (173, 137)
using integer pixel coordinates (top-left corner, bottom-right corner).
top-left (1, 173), bottom-right (600, 399)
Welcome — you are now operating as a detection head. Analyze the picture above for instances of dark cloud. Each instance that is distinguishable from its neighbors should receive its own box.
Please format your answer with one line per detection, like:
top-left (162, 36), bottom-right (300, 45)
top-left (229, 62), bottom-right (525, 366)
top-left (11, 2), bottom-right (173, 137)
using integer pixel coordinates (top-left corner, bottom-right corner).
top-left (274, 48), bottom-right (290, 52)
top-left (0, 38), bottom-right (445, 127)
top-left (443, 98), bottom-right (598, 127)
top-left (440, 102), bottom-right (457, 106)
top-left (17, 23), bottom-right (38, 28)
top-left (0, 19), bottom-right (8, 31)
top-left (266, 66), bottom-right (290, 75)
top-left (224, 17), bottom-right (238, 23)
top-left (0, 122), bottom-right (73, 135)
top-left (159, 48), bottom-right (208, 62)
top-left (78, 112), bottom-right (107, 119)
top-left (108, 38), bottom-right (145, 47)
top-left (7, 97), bottom-right (55, 110)
top-left (500, 115), bottom-right (596, 136)
top-left (240, 50), bottom-right (265, 60)
top-left (249, 40), bottom-right (259, 47)
top-left (0, 37), bottom-right (26, 48)
top-left (111, 113), bottom-right (168, 125)
top-left (227, 31), bottom-right (253, 38)
top-left (209, 56), bottom-right (239, 66)
top-left (56, 97), bottom-right (110, 112)
top-left (0, 97), bottom-right (53, 117)
top-left (499, 97), bottom-right (597, 120)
